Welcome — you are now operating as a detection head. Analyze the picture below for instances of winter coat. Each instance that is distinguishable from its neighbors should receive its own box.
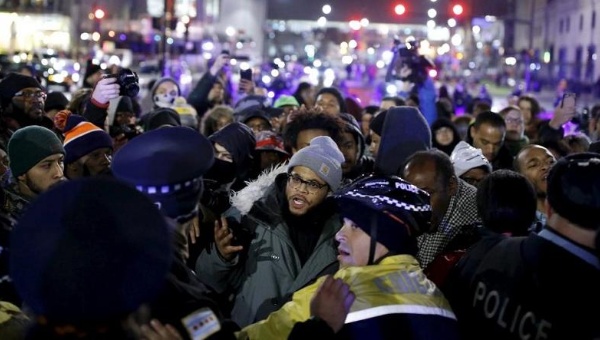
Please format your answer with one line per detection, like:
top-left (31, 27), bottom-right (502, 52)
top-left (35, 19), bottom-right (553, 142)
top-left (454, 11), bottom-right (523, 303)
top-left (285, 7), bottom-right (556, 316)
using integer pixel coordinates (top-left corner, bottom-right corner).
top-left (195, 165), bottom-right (341, 327)
top-left (444, 229), bottom-right (600, 339)
top-left (188, 72), bottom-right (220, 119)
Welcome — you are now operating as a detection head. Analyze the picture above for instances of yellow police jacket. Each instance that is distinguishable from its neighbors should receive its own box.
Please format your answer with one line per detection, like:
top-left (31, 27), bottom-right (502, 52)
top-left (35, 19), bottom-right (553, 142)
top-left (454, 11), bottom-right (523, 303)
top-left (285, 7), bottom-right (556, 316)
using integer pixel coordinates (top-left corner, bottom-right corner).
top-left (237, 254), bottom-right (456, 340)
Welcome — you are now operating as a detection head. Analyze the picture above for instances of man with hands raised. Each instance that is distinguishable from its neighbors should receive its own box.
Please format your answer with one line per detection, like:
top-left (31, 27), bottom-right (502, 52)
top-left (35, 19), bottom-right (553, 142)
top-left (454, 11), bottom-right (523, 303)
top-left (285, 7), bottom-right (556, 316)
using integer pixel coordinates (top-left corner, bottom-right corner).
top-left (196, 136), bottom-right (345, 327)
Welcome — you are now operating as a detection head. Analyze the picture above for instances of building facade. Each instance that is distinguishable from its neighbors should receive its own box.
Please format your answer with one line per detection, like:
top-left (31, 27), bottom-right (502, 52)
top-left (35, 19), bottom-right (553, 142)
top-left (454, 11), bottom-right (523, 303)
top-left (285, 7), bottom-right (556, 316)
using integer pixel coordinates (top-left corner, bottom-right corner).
top-left (514, 0), bottom-right (600, 86)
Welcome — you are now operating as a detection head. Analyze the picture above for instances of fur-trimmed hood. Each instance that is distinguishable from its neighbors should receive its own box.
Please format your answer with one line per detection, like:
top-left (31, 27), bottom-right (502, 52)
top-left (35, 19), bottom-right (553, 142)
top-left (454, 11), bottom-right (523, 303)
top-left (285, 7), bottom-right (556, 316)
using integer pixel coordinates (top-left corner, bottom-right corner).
top-left (230, 163), bottom-right (288, 216)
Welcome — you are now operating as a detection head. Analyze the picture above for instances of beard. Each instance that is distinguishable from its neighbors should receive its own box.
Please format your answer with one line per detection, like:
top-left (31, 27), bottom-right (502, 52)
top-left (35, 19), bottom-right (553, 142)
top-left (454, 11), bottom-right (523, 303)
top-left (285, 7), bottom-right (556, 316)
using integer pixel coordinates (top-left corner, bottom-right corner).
top-left (25, 175), bottom-right (64, 195)
top-left (25, 175), bottom-right (44, 195)
top-left (5, 104), bottom-right (43, 127)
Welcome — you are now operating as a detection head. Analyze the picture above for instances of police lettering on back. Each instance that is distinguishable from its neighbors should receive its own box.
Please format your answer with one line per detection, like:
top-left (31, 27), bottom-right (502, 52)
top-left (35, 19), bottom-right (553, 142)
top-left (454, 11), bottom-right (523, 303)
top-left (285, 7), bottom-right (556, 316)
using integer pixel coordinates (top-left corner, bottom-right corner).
top-left (473, 281), bottom-right (552, 340)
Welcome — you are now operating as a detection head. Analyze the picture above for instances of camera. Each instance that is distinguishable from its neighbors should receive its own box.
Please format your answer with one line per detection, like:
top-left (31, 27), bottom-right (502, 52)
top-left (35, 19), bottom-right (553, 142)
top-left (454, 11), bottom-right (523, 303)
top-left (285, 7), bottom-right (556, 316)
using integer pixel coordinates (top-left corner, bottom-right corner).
top-left (106, 68), bottom-right (140, 98)
top-left (386, 38), bottom-right (435, 85)
top-left (109, 124), bottom-right (141, 140)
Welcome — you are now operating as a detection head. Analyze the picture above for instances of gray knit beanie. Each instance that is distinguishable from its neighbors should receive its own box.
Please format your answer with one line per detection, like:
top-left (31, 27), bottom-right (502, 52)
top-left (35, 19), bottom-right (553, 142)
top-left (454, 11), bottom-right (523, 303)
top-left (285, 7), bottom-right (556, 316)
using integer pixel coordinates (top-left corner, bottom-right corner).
top-left (288, 136), bottom-right (344, 191)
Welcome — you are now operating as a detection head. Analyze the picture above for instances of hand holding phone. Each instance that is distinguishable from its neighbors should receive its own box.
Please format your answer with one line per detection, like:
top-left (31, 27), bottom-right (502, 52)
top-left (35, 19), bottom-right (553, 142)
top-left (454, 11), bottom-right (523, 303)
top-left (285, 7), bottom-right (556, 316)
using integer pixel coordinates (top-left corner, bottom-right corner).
top-left (239, 69), bottom-right (254, 94)
top-left (561, 92), bottom-right (576, 109)
top-left (550, 92), bottom-right (577, 129)
top-left (240, 68), bottom-right (253, 82)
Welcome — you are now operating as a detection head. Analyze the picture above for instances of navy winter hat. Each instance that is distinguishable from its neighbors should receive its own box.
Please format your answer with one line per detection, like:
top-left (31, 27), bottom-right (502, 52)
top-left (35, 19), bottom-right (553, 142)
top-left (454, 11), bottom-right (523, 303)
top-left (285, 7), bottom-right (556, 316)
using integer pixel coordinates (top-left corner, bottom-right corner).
top-left (44, 92), bottom-right (69, 112)
top-left (0, 73), bottom-right (43, 109)
top-left (10, 178), bottom-right (172, 323)
top-left (242, 109), bottom-right (272, 128)
top-left (55, 111), bottom-right (113, 165)
top-left (233, 95), bottom-right (270, 121)
top-left (369, 110), bottom-right (388, 136)
top-left (112, 127), bottom-right (214, 221)
top-left (144, 107), bottom-right (182, 131)
top-left (334, 174), bottom-right (432, 255)
top-left (547, 152), bottom-right (600, 230)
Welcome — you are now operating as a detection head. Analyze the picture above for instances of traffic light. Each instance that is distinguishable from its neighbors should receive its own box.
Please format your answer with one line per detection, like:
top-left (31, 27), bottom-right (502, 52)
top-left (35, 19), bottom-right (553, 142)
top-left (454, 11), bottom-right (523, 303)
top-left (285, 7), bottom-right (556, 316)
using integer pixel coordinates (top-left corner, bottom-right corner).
top-left (94, 8), bottom-right (105, 19)
top-left (394, 4), bottom-right (406, 15)
top-left (452, 4), bottom-right (464, 16)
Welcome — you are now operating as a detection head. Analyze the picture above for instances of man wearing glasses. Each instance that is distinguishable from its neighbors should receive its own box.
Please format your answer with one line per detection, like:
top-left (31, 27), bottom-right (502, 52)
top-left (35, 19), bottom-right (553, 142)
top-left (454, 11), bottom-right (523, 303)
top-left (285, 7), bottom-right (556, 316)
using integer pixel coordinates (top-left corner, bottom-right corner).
top-left (196, 136), bottom-right (345, 328)
top-left (0, 73), bottom-right (54, 149)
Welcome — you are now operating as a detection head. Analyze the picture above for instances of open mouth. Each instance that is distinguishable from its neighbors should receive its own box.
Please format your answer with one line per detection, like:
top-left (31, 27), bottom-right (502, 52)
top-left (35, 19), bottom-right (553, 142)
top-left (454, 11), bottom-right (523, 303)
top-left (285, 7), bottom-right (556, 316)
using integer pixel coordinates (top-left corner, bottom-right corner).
top-left (338, 248), bottom-right (350, 257)
top-left (290, 196), bottom-right (307, 209)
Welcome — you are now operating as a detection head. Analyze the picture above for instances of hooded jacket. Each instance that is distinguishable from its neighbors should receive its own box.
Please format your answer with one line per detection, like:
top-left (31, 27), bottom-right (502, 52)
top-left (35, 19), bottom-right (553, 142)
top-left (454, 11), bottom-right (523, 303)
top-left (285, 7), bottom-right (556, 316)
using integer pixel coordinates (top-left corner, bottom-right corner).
top-left (208, 122), bottom-right (256, 188)
top-left (339, 113), bottom-right (374, 182)
top-left (195, 165), bottom-right (341, 327)
top-left (374, 107), bottom-right (432, 176)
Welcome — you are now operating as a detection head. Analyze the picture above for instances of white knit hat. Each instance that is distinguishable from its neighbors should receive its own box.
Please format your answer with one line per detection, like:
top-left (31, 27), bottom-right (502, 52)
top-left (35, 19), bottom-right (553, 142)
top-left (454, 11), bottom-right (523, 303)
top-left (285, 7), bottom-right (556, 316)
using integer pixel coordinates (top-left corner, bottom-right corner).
top-left (288, 136), bottom-right (344, 191)
top-left (450, 141), bottom-right (492, 176)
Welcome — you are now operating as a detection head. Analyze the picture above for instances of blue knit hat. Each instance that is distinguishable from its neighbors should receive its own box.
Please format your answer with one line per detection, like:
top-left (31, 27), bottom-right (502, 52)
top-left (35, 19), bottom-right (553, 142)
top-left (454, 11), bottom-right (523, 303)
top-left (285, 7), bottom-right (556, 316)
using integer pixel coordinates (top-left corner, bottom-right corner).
top-left (288, 136), bottom-right (344, 191)
top-left (10, 178), bottom-right (172, 323)
top-left (112, 127), bottom-right (214, 222)
top-left (54, 111), bottom-right (113, 165)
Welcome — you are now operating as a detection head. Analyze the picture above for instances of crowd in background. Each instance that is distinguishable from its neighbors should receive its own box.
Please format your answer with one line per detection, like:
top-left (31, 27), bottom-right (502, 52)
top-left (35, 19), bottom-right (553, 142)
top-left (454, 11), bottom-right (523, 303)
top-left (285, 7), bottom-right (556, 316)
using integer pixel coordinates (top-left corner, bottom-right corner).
top-left (0, 50), bottom-right (597, 340)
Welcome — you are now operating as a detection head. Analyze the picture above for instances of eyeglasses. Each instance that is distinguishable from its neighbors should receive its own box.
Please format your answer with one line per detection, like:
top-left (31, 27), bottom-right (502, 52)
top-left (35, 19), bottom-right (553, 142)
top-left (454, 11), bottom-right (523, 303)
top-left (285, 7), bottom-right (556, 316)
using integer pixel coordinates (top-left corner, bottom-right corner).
top-left (287, 173), bottom-right (327, 194)
top-left (505, 117), bottom-right (524, 124)
top-left (14, 90), bottom-right (47, 100)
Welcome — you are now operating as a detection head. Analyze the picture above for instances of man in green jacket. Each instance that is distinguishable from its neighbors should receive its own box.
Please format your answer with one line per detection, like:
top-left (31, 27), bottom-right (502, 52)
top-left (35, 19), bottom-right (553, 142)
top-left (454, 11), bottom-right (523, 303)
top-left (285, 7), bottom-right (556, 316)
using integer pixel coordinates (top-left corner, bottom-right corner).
top-left (196, 135), bottom-right (345, 327)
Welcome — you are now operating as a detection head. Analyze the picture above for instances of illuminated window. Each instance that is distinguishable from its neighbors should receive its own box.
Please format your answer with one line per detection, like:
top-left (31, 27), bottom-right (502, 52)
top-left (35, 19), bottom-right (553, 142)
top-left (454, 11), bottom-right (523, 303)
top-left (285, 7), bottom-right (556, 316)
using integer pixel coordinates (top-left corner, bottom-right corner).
top-left (205, 0), bottom-right (220, 21)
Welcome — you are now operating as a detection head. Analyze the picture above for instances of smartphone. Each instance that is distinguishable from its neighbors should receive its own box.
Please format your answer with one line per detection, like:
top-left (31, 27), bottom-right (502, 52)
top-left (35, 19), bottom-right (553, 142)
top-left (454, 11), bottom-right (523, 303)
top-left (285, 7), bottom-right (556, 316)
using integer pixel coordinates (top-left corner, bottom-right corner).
top-left (240, 68), bottom-right (253, 82)
top-left (561, 92), bottom-right (576, 108)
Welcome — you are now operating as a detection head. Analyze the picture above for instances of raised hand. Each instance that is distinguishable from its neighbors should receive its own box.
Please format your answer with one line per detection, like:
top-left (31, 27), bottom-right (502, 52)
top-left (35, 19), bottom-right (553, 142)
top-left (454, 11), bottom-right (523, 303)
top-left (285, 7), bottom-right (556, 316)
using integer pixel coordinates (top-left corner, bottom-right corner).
top-left (214, 216), bottom-right (243, 261)
top-left (92, 76), bottom-right (120, 105)
top-left (310, 276), bottom-right (355, 333)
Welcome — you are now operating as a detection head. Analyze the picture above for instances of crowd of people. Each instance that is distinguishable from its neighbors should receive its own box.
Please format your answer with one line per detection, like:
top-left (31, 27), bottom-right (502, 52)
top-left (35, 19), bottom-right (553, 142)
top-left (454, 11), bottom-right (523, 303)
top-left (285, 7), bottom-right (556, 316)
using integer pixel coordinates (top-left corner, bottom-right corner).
top-left (0, 51), bottom-right (598, 340)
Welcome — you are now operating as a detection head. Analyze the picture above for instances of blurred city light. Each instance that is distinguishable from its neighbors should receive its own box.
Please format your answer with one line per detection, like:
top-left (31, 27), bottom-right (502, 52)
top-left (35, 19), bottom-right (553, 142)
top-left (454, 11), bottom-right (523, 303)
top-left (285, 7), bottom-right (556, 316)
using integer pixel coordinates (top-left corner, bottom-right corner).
top-left (225, 26), bottom-right (236, 37)
top-left (322, 4), bottom-right (331, 15)
top-left (360, 18), bottom-right (369, 27)
top-left (428, 9), bottom-right (437, 19)
top-left (318, 16), bottom-right (327, 26)
top-left (452, 4), bottom-right (464, 16)
top-left (94, 9), bottom-right (105, 19)
top-left (239, 61), bottom-right (250, 70)
top-left (448, 18), bottom-right (457, 27)
top-left (349, 20), bottom-right (361, 31)
top-left (394, 4), bottom-right (406, 15)
top-left (202, 41), bottom-right (215, 51)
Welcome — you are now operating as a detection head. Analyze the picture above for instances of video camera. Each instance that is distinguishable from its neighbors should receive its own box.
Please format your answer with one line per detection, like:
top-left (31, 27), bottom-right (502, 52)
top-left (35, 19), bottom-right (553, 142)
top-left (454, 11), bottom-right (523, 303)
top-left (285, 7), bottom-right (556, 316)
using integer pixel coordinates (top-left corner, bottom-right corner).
top-left (385, 38), bottom-right (435, 85)
top-left (106, 68), bottom-right (140, 98)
